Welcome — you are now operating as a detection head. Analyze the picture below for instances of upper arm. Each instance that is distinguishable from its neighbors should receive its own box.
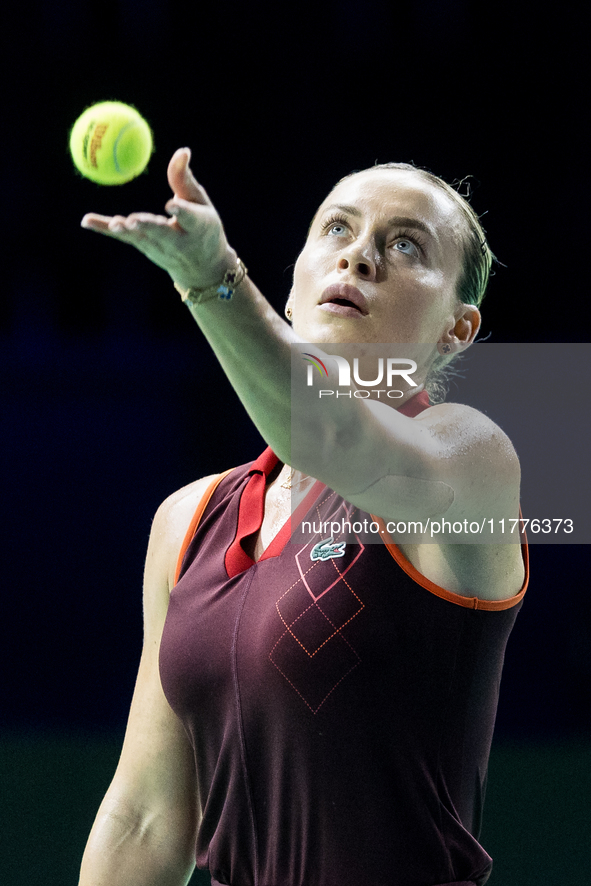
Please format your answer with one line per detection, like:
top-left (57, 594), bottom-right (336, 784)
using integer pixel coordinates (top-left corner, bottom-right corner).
top-left (297, 398), bottom-right (521, 526)
top-left (97, 475), bottom-right (218, 825)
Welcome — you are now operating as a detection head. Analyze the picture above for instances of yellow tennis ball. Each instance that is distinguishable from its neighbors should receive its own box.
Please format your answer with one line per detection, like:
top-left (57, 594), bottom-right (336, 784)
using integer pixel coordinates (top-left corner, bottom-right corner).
top-left (69, 101), bottom-right (153, 185)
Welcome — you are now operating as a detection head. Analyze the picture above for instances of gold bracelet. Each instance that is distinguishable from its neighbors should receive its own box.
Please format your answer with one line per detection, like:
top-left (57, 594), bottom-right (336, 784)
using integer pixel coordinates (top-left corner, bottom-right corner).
top-left (173, 258), bottom-right (248, 306)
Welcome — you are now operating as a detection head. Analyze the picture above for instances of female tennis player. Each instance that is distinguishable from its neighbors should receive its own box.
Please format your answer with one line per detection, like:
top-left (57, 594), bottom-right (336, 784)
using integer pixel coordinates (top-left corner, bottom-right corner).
top-left (78, 148), bottom-right (527, 886)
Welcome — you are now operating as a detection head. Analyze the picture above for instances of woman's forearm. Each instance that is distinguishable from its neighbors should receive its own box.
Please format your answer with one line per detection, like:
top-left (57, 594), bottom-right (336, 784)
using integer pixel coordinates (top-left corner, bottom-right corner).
top-left (184, 274), bottom-right (299, 464)
top-left (79, 797), bottom-right (196, 886)
top-left (181, 273), bottom-right (428, 498)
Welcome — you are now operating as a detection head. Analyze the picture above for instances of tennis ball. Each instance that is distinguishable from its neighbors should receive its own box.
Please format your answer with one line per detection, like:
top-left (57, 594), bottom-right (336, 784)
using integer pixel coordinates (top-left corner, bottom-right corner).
top-left (69, 101), bottom-right (153, 185)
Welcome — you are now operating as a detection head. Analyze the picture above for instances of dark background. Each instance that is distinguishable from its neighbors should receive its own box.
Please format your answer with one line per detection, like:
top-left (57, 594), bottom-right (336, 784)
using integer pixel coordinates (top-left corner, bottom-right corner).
top-left (1, 1), bottom-right (589, 883)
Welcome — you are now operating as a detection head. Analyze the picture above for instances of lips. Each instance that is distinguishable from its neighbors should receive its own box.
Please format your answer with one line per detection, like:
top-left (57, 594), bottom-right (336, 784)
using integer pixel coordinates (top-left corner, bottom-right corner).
top-left (319, 283), bottom-right (369, 316)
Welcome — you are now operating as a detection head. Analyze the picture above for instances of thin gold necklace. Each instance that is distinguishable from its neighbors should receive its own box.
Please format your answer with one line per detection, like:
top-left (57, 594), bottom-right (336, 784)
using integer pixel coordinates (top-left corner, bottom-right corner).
top-left (279, 465), bottom-right (312, 490)
top-left (280, 465), bottom-right (295, 490)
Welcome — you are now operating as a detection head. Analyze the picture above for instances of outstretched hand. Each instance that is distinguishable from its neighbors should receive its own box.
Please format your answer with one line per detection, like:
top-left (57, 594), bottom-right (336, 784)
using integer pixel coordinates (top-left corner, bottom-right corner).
top-left (81, 148), bottom-right (237, 291)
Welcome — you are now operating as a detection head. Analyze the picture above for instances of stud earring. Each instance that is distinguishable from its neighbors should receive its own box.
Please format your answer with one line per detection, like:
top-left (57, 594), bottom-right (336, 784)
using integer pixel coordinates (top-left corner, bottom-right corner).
top-left (286, 306), bottom-right (293, 321)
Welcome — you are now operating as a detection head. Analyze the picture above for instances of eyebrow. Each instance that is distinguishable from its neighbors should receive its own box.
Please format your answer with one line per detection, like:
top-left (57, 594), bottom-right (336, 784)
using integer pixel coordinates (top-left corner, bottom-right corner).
top-left (319, 204), bottom-right (436, 239)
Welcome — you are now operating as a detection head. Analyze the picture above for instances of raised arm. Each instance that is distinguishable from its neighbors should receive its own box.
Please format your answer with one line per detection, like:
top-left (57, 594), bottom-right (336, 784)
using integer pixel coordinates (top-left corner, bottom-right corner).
top-left (81, 151), bottom-right (519, 532)
top-left (78, 475), bottom-right (216, 886)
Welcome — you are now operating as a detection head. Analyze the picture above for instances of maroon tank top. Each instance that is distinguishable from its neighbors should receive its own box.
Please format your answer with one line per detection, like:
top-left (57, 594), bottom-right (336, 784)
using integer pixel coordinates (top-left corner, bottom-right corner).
top-left (159, 395), bottom-right (528, 886)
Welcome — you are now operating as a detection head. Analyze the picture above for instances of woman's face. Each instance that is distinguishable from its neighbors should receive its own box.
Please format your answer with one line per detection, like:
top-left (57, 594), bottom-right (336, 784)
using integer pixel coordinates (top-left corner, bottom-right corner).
top-left (289, 168), bottom-right (475, 353)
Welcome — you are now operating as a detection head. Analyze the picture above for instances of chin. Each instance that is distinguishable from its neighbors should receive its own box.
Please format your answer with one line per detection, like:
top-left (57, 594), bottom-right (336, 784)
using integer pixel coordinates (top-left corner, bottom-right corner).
top-left (296, 320), bottom-right (374, 346)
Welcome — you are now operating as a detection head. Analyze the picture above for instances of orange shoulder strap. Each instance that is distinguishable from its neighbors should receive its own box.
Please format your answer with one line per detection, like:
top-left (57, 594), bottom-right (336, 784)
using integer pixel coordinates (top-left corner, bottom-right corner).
top-left (173, 469), bottom-right (234, 586)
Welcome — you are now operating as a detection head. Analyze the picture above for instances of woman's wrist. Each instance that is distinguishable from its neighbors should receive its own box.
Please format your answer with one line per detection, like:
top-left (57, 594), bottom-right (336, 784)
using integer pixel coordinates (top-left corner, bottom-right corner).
top-left (173, 251), bottom-right (247, 307)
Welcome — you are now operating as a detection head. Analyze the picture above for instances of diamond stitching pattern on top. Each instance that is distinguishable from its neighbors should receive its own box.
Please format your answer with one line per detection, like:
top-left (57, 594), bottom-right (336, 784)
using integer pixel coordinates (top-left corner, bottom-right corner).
top-left (269, 494), bottom-right (366, 713)
top-left (268, 640), bottom-right (361, 715)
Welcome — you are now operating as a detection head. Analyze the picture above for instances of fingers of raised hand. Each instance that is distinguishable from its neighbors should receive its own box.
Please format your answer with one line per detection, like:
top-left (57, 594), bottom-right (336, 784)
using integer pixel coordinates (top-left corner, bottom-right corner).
top-left (167, 148), bottom-right (212, 206)
top-left (82, 211), bottom-right (177, 243)
top-left (115, 212), bottom-right (173, 235)
top-left (165, 197), bottom-right (219, 234)
top-left (81, 213), bottom-right (114, 234)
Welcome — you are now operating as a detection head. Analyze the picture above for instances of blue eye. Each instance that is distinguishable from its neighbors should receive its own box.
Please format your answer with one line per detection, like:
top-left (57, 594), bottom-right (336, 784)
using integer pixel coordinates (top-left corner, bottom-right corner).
top-left (393, 239), bottom-right (418, 255)
top-left (329, 223), bottom-right (347, 236)
top-left (321, 214), bottom-right (350, 236)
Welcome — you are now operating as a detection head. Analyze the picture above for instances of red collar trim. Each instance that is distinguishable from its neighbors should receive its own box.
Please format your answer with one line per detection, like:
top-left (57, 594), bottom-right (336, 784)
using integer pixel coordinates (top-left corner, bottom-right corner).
top-left (247, 446), bottom-right (280, 478)
top-left (227, 389), bottom-right (431, 576)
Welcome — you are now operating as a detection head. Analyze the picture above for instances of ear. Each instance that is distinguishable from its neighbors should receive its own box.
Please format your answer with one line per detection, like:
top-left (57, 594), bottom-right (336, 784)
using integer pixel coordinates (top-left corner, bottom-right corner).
top-left (439, 304), bottom-right (481, 352)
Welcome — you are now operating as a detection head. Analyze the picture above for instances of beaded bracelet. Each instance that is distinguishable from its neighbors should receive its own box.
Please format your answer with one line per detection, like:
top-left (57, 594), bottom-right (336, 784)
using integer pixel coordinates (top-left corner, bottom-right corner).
top-left (174, 257), bottom-right (248, 306)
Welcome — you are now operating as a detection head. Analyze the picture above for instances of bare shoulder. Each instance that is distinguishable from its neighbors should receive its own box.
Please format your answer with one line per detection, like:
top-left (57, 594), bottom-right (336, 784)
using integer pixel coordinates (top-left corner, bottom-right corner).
top-left (416, 401), bottom-right (519, 471)
top-left (418, 401), bottom-right (521, 514)
top-left (147, 474), bottom-right (221, 594)
top-left (405, 403), bottom-right (526, 601)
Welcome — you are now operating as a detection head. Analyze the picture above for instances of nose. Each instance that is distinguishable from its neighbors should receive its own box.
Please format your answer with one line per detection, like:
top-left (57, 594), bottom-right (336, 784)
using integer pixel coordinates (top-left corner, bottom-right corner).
top-left (337, 239), bottom-right (377, 280)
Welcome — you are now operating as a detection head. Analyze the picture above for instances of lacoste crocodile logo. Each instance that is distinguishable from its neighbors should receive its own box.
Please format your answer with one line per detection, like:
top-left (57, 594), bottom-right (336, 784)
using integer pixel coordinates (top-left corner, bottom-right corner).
top-left (310, 537), bottom-right (347, 562)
